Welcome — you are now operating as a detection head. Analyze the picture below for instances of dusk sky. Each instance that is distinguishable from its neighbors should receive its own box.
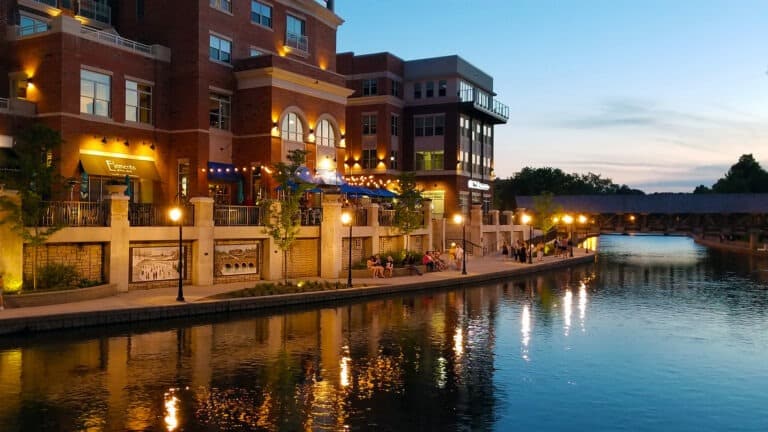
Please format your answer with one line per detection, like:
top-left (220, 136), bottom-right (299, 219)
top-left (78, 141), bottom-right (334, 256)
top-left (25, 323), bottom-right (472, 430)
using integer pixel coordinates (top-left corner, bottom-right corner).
top-left (336, 0), bottom-right (768, 193)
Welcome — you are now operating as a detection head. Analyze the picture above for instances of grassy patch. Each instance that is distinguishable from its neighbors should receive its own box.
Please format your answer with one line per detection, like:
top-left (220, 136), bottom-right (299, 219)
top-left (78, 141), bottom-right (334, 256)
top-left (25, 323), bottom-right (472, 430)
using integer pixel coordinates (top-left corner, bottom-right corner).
top-left (209, 280), bottom-right (361, 299)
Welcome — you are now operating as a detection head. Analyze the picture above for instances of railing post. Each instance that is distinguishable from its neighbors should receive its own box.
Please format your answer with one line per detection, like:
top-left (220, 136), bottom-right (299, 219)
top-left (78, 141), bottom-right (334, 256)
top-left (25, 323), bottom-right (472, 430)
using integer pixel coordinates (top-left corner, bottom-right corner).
top-left (108, 195), bottom-right (130, 292)
top-left (191, 197), bottom-right (214, 286)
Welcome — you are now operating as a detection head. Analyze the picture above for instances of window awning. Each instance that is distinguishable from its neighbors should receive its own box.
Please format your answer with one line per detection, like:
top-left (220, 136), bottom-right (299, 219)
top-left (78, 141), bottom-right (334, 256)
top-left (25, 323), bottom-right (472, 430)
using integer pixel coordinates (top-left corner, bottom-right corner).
top-left (80, 153), bottom-right (160, 180)
top-left (207, 161), bottom-right (241, 182)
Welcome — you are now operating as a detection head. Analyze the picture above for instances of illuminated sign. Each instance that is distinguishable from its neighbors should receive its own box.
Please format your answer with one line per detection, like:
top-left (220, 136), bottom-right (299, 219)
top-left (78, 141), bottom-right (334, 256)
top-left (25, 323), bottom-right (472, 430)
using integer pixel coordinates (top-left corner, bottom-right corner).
top-left (468, 180), bottom-right (490, 191)
top-left (105, 159), bottom-right (138, 175)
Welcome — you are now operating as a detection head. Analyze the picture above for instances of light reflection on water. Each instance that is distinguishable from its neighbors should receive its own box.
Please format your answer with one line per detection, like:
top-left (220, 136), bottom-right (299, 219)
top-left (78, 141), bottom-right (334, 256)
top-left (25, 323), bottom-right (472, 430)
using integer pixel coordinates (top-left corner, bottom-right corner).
top-left (0, 235), bottom-right (767, 431)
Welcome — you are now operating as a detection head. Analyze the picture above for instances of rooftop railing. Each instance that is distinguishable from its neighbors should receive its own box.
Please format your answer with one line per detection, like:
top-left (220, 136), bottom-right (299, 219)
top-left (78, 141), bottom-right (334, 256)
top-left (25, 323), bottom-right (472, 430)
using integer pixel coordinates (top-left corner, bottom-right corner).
top-left (458, 88), bottom-right (509, 120)
top-left (80, 26), bottom-right (153, 56)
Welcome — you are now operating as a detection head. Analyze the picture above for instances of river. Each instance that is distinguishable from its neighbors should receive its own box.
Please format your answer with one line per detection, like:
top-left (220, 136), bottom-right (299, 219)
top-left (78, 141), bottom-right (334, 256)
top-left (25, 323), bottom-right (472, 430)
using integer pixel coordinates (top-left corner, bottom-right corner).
top-left (0, 235), bottom-right (766, 431)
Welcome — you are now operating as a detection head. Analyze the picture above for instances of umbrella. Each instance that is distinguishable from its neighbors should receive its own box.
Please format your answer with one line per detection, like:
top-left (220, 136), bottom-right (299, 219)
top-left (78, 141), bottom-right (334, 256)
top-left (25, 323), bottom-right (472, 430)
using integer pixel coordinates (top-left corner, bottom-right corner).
top-left (237, 178), bottom-right (244, 204)
top-left (80, 171), bottom-right (89, 200)
top-left (124, 174), bottom-right (133, 199)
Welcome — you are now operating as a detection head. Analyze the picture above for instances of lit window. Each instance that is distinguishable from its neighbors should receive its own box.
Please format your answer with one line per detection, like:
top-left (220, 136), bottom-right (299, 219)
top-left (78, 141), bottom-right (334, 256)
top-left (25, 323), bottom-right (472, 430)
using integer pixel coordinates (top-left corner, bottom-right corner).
top-left (389, 150), bottom-right (398, 170)
top-left (316, 119), bottom-right (335, 147)
top-left (80, 69), bottom-right (111, 118)
top-left (209, 92), bottom-right (231, 130)
top-left (209, 34), bottom-right (232, 63)
top-left (362, 149), bottom-right (377, 169)
top-left (415, 151), bottom-right (444, 171)
top-left (126, 80), bottom-right (152, 124)
top-left (251, 1), bottom-right (272, 27)
top-left (281, 112), bottom-right (304, 142)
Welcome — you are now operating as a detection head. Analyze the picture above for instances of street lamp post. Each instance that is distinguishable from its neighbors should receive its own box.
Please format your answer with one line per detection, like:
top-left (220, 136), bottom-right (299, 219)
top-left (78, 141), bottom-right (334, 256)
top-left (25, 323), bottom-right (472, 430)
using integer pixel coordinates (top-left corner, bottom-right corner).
top-left (341, 212), bottom-right (353, 288)
top-left (578, 215), bottom-right (588, 252)
top-left (522, 214), bottom-right (533, 264)
top-left (563, 214), bottom-right (574, 257)
top-left (453, 214), bottom-right (467, 275)
top-left (169, 206), bottom-right (184, 302)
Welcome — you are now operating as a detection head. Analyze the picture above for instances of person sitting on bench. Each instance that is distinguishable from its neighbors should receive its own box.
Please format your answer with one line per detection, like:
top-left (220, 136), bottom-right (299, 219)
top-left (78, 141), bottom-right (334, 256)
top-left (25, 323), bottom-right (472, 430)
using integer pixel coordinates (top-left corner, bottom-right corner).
top-left (367, 256), bottom-right (385, 278)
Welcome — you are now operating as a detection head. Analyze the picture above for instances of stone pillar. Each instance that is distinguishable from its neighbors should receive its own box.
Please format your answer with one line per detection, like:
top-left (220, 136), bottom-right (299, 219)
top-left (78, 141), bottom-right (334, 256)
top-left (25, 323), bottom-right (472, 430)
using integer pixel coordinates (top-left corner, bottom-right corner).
top-left (0, 189), bottom-right (23, 292)
top-left (191, 197), bottom-right (214, 286)
top-left (469, 204), bottom-right (482, 256)
top-left (262, 201), bottom-right (283, 281)
top-left (368, 203), bottom-right (380, 255)
top-left (108, 195), bottom-right (130, 293)
top-left (489, 209), bottom-right (499, 225)
top-left (423, 199), bottom-right (433, 252)
top-left (320, 193), bottom-right (343, 279)
top-left (502, 210), bottom-right (515, 226)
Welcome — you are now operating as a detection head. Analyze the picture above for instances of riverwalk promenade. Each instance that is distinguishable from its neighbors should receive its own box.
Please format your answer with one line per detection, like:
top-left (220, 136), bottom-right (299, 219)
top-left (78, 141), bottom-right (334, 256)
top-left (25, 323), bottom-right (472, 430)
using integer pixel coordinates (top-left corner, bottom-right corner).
top-left (0, 249), bottom-right (596, 336)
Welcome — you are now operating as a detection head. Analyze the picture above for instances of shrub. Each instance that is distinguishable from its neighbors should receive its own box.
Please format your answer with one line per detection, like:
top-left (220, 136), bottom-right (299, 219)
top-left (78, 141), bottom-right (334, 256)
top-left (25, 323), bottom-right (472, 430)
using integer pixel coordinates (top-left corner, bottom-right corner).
top-left (37, 263), bottom-right (80, 290)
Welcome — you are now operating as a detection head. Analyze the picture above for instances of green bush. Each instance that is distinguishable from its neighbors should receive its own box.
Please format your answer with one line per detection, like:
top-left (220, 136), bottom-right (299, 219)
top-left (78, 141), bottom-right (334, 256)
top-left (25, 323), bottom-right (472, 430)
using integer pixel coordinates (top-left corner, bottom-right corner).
top-left (209, 280), bottom-right (355, 299)
top-left (37, 263), bottom-right (80, 290)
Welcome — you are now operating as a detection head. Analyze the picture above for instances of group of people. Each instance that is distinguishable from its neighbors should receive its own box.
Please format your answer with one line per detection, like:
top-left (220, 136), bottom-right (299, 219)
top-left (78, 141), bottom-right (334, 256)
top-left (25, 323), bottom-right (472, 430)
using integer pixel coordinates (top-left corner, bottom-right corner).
top-left (367, 254), bottom-right (395, 278)
top-left (502, 240), bottom-right (545, 262)
top-left (365, 246), bottom-right (466, 278)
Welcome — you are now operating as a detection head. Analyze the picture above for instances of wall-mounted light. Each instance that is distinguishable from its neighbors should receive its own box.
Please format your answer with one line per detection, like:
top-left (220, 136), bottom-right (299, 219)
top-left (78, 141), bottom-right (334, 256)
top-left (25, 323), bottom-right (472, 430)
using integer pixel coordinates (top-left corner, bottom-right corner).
top-left (101, 136), bottom-right (107, 144)
top-left (339, 134), bottom-right (346, 147)
top-left (124, 140), bottom-right (129, 147)
top-left (271, 122), bottom-right (280, 137)
top-left (308, 129), bottom-right (315, 142)
top-left (150, 143), bottom-right (156, 150)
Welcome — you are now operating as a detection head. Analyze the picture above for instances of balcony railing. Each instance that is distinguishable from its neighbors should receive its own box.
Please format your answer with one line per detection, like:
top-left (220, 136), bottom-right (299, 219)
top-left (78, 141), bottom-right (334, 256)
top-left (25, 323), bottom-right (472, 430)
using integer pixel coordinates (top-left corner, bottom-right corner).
top-left (80, 26), bottom-right (153, 56)
top-left (17, 22), bottom-right (50, 37)
top-left (300, 207), bottom-right (322, 226)
top-left (458, 88), bottom-right (509, 120)
top-left (214, 205), bottom-right (263, 226)
top-left (379, 210), bottom-right (395, 226)
top-left (285, 32), bottom-right (308, 52)
top-left (129, 203), bottom-right (194, 227)
top-left (77, 0), bottom-right (111, 24)
top-left (37, 201), bottom-right (109, 227)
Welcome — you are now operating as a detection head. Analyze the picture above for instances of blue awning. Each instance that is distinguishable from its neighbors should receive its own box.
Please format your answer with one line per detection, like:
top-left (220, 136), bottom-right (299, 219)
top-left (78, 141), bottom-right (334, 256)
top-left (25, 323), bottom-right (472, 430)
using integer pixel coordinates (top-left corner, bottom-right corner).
top-left (207, 162), bottom-right (241, 182)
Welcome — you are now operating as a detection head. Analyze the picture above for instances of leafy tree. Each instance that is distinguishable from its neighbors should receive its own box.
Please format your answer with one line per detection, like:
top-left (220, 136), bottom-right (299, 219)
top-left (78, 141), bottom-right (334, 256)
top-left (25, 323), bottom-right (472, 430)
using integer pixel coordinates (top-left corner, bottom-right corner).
top-left (708, 154), bottom-right (768, 193)
top-left (262, 149), bottom-right (312, 284)
top-left (0, 124), bottom-right (64, 290)
top-left (531, 192), bottom-right (562, 234)
top-left (393, 172), bottom-right (423, 251)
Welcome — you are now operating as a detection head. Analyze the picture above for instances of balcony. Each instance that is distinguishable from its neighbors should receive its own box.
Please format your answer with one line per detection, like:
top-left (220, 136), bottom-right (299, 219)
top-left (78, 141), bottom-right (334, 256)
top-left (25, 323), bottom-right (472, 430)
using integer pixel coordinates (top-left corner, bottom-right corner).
top-left (0, 98), bottom-right (37, 117)
top-left (214, 205), bottom-right (263, 226)
top-left (458, 88), bottom-right (509, 124)
top-left (129, 203), bottom-right (194, 227)
top-left (285, 32), bottom-right (308, 53)
top-left (80, 26), bottom-right (154, 56)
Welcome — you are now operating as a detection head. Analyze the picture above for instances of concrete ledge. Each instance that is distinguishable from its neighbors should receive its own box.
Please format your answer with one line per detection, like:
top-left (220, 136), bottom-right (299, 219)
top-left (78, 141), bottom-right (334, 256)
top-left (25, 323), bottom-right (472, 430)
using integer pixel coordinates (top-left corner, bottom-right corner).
top-left (342, 265), bottom-right (428, 279)
top-left (0, 255), bottom-right (596, 335)
top-left (3, 284), bottom-right (117, 309)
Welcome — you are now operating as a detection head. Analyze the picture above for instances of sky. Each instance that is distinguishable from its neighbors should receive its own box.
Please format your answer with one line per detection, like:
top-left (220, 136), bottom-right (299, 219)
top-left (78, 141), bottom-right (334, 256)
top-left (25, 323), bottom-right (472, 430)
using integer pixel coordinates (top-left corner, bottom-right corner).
top-left (335, 0), bottom-right (768, 193)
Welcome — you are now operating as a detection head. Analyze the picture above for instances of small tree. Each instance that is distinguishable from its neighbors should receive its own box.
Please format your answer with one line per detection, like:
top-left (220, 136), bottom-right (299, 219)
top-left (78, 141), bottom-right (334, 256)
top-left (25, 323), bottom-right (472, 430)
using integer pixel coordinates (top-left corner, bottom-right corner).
top-left (262, 149), bottom-right (312, 283)
top-left (393, 172), bottom-right (423, 252)
top-left (0, 124), bottom-right (64, 291)
top-left (531, 192), bottom-right (562, 235)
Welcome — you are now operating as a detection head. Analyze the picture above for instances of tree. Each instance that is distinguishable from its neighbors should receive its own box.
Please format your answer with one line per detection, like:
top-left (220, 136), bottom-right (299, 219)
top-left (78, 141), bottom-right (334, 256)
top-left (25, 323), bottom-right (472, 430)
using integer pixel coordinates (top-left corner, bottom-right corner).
top-left (262, 149), bottom-right (312, 284)
top-left (0, 124), bottom-right (64, 290)
top-left (706, 154), bottom-right (768, 193)
top-left (393, 172), bottom-right (424, 252)
top-left (531, 192), bottom-right (562, 235)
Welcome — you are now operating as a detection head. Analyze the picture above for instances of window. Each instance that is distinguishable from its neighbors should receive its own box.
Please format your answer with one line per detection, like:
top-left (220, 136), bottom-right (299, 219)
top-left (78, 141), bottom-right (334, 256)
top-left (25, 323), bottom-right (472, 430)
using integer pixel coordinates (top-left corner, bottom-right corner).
top-left (390, 114), bottom-right (399, 137)
top-left (414, 82), bottom-right (422, 99)
top-left (438, 80), bottom-right (447, 97)
top-left (391, 80), bottom-right (401, 97)
top-left (80, 69), bottom-right (111, 118)
top-left (209, 93), bottom-right (231, 130)
top-left (363, 79), bottom-right (377, 96)
top-left (415, 151), bottom-right (444, 171)
top-left (316, 119), bottom-right (335, 147)
top-left (286, 15), bottom-right (307, 52)
top-left (414, 114), bottom-right (445, 137)
top-left (362, 114), bottom-right (377, 135)
top-left (249, 47), bottom-right (264, 57)
top-left (210, 0), bottom-right (232, 13)
top-left (126, 80), bottom-right (152, 124)
top-left (19, 14), bottom-right (48, 36)
top-left (281, 112), bottom-right (304, 141)
top-left (209, 34), bottom-right (232, 63)
top-left (362, 149), bottom-right (377, 169)
top-left (251, 1), bottom-right (272, 27)
top-left (389, 150), bottom-right (398, 170)
top-left (426, 81), bottom-right (434, 98)
top-left (435, 115), bottom-right (444, 136)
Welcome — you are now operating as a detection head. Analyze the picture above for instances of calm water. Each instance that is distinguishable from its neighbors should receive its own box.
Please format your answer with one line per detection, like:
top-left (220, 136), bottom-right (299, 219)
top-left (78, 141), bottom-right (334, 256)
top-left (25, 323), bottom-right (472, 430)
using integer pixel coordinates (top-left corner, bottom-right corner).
top-left (1, 235), bottom-right (767, 431)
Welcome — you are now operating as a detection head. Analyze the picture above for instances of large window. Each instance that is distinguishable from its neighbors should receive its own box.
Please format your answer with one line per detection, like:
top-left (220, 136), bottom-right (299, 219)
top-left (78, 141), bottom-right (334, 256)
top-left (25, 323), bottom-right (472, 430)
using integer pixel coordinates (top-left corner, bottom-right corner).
top-left (80, 69), bottom-right (111, 118)
top-left (426, 81), bottom-right (434, 98)
top-left (362, 149), bottom-right (377, 169)
top-left (390, 114), bottom-right (399, 137)
top-left (210, 0), bottom-right (232, 13)
top-left (209, 93), bottom-right (231, 130)
top-left (362, 114), bottom-right (377, 135)
top-left (281, 112), bottom-right (304, 142)
top-left (19, 14), bottom-right (48, 36)
top-left (126, 80), bottom-right (152, 124)
top-left (316, 119), bottom-right (335, 147)
top-left (414, 82), bottom-right (422, 99)
top-left (415, 151), bottom-right (444, 171)
top-left (391, 80), bottom-right (401, 97)
top-left (389, 150), bottom-right (398, 170)
top-left (251, 1), bottom-right (272, 27)
top-left (438, 80), bottom-right (447, 97)
top-left (414, 114), bottom-right (445, 137)
top-left (286, 15), bottom-right (307, 52)
top-left (209, 34), bottom-right (232, 63)
top-left (363, 79), bottom-right (377, 96)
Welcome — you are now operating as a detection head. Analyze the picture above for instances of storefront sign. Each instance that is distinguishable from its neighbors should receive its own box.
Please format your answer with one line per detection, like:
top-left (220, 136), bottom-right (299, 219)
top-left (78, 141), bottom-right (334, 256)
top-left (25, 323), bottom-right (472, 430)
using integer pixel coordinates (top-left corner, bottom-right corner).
top-left (468, 180), bottom-right (490, 191)
top-left (105, 159), bottom-right (138, 175)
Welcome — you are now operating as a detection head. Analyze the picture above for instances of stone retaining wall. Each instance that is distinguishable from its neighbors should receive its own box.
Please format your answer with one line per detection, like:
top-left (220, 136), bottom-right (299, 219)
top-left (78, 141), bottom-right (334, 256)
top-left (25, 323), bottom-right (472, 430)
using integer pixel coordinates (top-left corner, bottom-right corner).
top-left (3, 284), bottom-right (117, 309)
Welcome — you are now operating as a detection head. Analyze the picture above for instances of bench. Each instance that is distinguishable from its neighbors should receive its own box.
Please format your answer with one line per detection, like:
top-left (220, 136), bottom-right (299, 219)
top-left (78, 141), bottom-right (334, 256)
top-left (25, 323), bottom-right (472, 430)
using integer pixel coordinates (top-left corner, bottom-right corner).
top-left (342, 265), bottom-right (428, 279)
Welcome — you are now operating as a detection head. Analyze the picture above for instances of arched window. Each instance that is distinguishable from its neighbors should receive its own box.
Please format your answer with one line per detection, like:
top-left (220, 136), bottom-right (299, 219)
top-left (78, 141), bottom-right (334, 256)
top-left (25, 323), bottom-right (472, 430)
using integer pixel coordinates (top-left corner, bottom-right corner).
top-left (281, 112), bottom-right (303, 142)
top-left (316, 119), bottom-right (335, 147)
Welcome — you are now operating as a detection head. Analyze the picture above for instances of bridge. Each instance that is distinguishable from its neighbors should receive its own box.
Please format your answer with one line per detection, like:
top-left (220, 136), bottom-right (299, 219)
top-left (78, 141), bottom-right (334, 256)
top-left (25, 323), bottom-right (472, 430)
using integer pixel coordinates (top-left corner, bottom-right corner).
top-left (515, 193), bottom-right (768, 248)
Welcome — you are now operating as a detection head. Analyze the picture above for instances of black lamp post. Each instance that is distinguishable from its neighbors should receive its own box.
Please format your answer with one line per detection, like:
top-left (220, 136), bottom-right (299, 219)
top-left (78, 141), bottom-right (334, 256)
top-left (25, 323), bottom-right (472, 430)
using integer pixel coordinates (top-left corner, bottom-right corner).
top-left (563, 214), bottom-right (574, 257)
top-left (522, 214), bottom-right (533, 264)
top-left (454, 214), bottom-right (467, 275)
top-left (169, 207), bottom-right (185, 301)
top-left (342, 212), bottom-right (353, 288)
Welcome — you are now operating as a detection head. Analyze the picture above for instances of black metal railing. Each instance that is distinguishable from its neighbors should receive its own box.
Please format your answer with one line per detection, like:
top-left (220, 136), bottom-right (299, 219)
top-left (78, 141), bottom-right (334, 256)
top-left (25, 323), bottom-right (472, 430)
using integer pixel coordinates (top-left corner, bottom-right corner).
top-left (214, 205), bottom-right (262, 226)
top-left (37, 201), bottom-right (109, 227)
top-left (379, 209), bottom-right (395, 226)
top-left (353, 208), bottom-right (368, 226)
top-left (129, 203), bottom-right (194, 226)
top-left (300, 207), bottom-right (322, 226)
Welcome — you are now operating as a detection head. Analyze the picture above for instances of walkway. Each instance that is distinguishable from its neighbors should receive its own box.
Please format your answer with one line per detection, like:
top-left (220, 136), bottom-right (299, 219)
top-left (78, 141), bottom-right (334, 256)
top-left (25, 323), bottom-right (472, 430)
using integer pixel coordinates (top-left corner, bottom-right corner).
top-left (0, 249), bottom-right (596, 335)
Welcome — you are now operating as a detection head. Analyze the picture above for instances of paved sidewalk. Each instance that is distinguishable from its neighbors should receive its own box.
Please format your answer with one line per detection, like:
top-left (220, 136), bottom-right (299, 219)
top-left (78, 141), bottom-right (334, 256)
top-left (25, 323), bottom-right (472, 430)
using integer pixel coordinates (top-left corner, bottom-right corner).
top-left (0, 249), bottom-right (596, 332)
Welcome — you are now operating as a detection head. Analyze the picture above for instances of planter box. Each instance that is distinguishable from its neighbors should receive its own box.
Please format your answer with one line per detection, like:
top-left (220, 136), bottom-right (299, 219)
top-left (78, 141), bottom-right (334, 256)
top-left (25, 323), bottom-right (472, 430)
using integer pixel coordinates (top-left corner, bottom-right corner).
top-left (3, 284), bottom-right (117, 308)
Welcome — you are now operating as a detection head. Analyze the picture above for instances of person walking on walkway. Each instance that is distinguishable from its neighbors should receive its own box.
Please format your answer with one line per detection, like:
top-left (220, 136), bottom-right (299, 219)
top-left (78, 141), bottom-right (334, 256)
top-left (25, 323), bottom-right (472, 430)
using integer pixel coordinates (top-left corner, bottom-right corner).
top-left (454, 244), bottom-right (464, 270)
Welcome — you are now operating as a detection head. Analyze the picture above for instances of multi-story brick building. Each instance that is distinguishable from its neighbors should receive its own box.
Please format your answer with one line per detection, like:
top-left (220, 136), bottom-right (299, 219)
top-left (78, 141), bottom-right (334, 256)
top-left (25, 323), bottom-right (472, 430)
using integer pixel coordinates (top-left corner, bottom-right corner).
top-left (338, 52), bottom-right (508, 218)
top-left (0, 0), bottom-right (506, 218)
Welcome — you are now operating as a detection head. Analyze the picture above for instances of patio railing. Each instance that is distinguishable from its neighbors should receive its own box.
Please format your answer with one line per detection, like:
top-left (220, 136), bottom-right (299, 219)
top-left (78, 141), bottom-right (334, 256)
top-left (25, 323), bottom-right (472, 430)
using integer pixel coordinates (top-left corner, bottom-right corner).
top-left (300, 207), bottom-right (322, 226)
top-left (38, 201), bottom-right (109, 227)
top-left (129, 203), bottom-right (194, 226)
top-left (214, 205), bottom-right (263, 226)
top-left (379, 210), bottom-right (395, 226)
